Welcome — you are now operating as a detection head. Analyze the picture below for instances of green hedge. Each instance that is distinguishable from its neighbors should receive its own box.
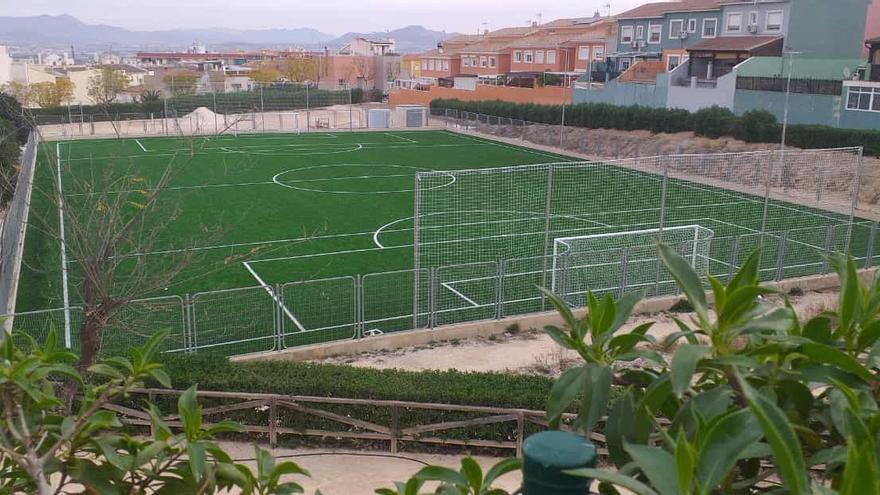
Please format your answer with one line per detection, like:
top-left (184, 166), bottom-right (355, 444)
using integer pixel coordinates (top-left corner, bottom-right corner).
top-left (430, 99), bottom-right (880, 157)
top-left (142, 355), bottom-right (557, 450)
top-left (159, 354), bottom-right (553, 410)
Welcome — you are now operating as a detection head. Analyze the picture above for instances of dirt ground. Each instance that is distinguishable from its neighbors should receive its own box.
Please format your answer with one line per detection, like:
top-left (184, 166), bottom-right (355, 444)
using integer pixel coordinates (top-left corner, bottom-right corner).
top-left (219, 442), bottom-right (522, 495)
top-left (318, 289), bottom-right (838, 375)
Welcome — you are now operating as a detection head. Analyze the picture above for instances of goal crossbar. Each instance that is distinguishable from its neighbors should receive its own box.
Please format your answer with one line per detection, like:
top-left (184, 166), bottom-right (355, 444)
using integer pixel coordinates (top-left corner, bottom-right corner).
top-left (551, 225), bottom-right (714, 304)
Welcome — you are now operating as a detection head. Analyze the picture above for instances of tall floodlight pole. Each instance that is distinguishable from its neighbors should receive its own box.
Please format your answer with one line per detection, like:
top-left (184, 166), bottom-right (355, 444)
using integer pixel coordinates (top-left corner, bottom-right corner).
top-left (559, 44), bottom-right (569, 147)
top-left (780, 50), bottom-right (801, 151)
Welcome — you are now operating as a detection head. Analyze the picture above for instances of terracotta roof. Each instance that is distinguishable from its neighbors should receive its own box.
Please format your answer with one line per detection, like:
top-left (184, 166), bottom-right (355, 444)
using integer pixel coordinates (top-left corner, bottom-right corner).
top-left (457, 40), bottom-right (512, 54)
top-left (508, 33), bottom-right (577, 49)
top-left (617, 0), bottom-right (724, 19)
top-left (686, 36), bottom-right (783, 52)
top-left (419, 47), bottom-right (462, 59)
top-left (542, 15), bottom-right (612, 28)
top-left (487, 26), bottom-right (539, 38)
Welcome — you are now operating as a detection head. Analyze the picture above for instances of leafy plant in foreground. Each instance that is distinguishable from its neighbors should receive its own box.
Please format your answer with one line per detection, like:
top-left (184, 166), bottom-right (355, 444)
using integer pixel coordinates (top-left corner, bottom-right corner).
top-left (0, 328), bottom-right (309, 494)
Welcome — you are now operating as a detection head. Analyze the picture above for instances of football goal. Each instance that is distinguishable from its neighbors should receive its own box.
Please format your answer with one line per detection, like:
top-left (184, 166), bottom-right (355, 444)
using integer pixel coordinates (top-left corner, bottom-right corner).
top-left (551, 225), bottom-right (714, 305)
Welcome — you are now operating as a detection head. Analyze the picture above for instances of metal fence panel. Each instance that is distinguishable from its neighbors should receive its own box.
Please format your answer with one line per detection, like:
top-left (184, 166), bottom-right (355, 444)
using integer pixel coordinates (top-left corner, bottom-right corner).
top-left (434, 262), bottom-right (499, 327)
top-left (8, 307), bottom-right (83, 352)
top-left (362, 269), bottom-right (430, 335)
top-left (281, 277), bottom-right (357, 347)
top-left (101, 296), bottom-right (188, 354)
top-left (191, 286), bottom-right (278, 355)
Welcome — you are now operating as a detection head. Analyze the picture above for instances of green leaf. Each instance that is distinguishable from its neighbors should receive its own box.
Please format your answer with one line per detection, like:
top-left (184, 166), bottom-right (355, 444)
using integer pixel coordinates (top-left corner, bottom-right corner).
top-left (856, 319), bottom-right (880, 352)
top-left (545, 326), bottom-right (577, 351)
top-left (178, 385), bottom-right (202, 439)
top-left (728, 250), bottom-right (760, 293)
top-left (839, 436), bottom-right (880, 495)
top-left (547, 366), bottom-right (587, 426)
top-left (414, 466), bottom-right (469, 487)
top-left (483, 458), bottom-right (521, 488)
top-left (674, 430), bottom-right (695, 495)
top-left (575, 364), bottom-right (612, 434)
top-left (659, 243), bottom-right (708, 325)
top-left (739, 374), bottom-right (810, 494)
top-left (802, 316), bottom-right (832, 343)
top-left (610, 293), bottom-right (642, 333)
top-left (669, 345), bottom-right (711, 398)
top-left (460, 457), bottom-right (483, 492)
top-left (623, 443), bottom-right (679, 495)
top-left (564, 468), bottom-right (659, 495)
top-left (801, 343), bottom-right (873, 382)
top-left (187, 442), bottom-right (207, 482)
top-left (695, 409), bottom-right (763, 494)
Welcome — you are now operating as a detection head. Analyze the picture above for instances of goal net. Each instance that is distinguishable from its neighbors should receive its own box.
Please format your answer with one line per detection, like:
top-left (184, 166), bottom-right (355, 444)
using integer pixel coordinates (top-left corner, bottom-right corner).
top-left (551, 225), bottom-right (714, 306)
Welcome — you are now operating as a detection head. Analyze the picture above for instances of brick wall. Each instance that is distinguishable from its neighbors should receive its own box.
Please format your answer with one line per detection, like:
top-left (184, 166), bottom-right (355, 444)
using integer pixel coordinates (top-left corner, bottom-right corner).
top-left (389, 84), bottom-right (573, 106)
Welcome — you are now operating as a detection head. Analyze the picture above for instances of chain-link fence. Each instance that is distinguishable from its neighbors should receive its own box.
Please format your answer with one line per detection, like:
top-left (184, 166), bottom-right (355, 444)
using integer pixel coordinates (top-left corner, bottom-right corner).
top-left (4, 219), bottom-right (876, 358)
top-left (33, 84), bottom-right (384, 140)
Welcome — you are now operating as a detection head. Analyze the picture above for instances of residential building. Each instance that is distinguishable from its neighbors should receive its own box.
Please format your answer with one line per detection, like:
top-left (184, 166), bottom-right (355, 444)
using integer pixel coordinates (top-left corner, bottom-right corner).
top-left (337, 37), bottom-right (396, 56)
top-left (0, 46), bottom-right (11, 87)
top-left (572, 0), bottom-right (878, 129)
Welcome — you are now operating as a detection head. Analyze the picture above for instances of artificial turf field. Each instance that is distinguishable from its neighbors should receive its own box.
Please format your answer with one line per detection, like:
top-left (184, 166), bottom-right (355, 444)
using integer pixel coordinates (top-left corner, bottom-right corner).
top-left (14, 130), bottom-right (872, 354)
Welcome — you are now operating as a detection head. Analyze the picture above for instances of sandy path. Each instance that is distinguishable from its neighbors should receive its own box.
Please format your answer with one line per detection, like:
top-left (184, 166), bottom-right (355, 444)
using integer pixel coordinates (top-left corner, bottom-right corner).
top-left (219, 442), bottom-right (522, 495)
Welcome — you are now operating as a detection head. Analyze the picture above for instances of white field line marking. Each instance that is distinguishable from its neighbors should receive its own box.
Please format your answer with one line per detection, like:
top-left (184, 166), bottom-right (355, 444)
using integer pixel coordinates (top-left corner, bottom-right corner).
top-left (440, 282), bottom-right (480, 307)
top-left (242, 261), bottom-right (307, 332)
top-left (385, 133), bottom-right (418, 143)
top-left (83, 213), bottom-right (746, 262)
top-left (135, 139), bottom-right (148, 152)
top-left (448, 130), bottom-right (576, 162)
top-left (59, 142), bottom-right (495, 162)
top-left (55, 142), bottom-right (72, 347)
top-left (65, 180), bottom-right (277, 196)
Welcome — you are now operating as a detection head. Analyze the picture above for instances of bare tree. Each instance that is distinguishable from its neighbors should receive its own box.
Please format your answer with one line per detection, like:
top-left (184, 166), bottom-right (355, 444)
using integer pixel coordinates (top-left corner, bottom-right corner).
top-left (349, 56), bottom-right (376, 89)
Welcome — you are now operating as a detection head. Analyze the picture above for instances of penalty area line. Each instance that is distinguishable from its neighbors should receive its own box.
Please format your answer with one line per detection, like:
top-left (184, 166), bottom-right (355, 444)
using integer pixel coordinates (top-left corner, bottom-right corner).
top-left (242, 261), bottom-right (307, 332)
top-left (441, 282), bottom-right (480, 307)
top-left (135, 139), bottom-right (148, 152)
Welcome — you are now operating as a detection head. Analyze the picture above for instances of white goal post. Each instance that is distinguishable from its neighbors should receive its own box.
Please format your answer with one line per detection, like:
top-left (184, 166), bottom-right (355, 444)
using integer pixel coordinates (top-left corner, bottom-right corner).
top-left (551, 225), bottom-right (714, 305)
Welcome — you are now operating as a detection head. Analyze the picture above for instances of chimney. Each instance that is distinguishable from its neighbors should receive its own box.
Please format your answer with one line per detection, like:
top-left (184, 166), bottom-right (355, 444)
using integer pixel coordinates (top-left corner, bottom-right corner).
top-left (594, 10), bottom-right (601, 18)
top-left (531, 21), bottom-right (538, 27)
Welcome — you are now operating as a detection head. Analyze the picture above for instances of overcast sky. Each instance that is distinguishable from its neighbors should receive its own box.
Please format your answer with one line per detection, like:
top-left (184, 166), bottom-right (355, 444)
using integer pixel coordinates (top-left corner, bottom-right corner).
top-left (1, 0), bottom-right (646, 34)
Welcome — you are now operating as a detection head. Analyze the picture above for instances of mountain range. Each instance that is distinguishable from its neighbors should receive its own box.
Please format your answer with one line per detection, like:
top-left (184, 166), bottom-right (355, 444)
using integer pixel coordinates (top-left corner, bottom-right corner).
top-left (0, 15), bottom-right (456, 53)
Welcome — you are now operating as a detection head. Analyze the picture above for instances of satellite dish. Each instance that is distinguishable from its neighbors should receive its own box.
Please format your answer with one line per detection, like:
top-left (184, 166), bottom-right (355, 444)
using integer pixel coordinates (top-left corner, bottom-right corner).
top-left (843, 67), bottom-right (852, 79)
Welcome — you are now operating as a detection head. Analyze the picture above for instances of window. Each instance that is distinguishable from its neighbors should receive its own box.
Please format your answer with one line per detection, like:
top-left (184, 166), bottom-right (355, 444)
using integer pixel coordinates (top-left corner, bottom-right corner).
top-left (514, 50), bottom-right (523, 63)
top-left (470, 56), bottom-right (477, 67)
top-left (687, 19), bottom-right (697, 33)
top-left (726, 12), bottom-right (743, 32)
top-left (593, 46), bottom-right (605, 60)
top-left (703, 18), bottom-right (718, 38)
top-left (442, 60), bottom-right (449, 71)
top-left (636, 25), bottom-right (645, 40)
top-left (620, 26), bottom-right (634, 44)
top-left (578, 46), bottom-right (590, 60)
top-left (536, 50), bottom-right (544, 64)
top-left (669, 19), bottom-right (684, 39)
top-left (427, 59), bottom-right (435, 71)
top-left (421, 59), bottom-right (427, 70)
top-left (479, 56), bottom-right (487, 68)
top-left (488, 57), bottom-right (496, 68)
top-left (667, 54), bottom-right (681, 70)
top-left (547, 50), bottom-right (556, 64)
top-left (748, 11), bottom-right (759, 26)
top-left (524, 50), bottom-right (533, 63)
top-left (619, 58), bottom-right (631, 71)
top-left (648, 24), bottom-right (662, 43)
top-left (766, 10), bottom-right (783, 32)
top-left (847, 86), bottom-right (880, 112)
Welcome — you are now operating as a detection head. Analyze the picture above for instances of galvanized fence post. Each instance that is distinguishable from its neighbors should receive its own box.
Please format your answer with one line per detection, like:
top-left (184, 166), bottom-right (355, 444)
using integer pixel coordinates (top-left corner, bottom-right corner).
top-left (775, 231), bottom-right (789, 282)
top-left (866, 222), bottom-right (878, 269)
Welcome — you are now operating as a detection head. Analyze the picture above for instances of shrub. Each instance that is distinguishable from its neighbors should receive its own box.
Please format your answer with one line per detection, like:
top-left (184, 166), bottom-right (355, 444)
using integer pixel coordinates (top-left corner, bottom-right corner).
top-left (736, 109), bottom-right (779, 142)
top-left (690, 106), bottom-right (737, 138)
top-left (431, 98), bottom-right (880, 156)
top-left (159, 354), bottom-right (554, 410)
top-left (0, 92), bottom-right (29, 144)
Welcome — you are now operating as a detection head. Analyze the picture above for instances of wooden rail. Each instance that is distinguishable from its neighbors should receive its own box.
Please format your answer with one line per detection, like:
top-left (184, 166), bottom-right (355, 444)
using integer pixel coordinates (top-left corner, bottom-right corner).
top-left (112, 388), bottom-right (603, 456)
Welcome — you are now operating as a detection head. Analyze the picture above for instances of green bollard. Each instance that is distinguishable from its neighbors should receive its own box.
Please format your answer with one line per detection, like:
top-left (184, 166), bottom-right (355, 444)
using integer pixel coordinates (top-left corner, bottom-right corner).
top-left (522, 430), bottom-right (597, 494)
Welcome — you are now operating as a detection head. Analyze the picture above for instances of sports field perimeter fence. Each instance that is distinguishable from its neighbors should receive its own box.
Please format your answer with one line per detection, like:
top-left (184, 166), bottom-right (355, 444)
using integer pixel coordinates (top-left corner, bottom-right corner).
top-left (4, 121), bottom-right (880, 357)
top-left (32, 84), bottom-right (391, 140)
